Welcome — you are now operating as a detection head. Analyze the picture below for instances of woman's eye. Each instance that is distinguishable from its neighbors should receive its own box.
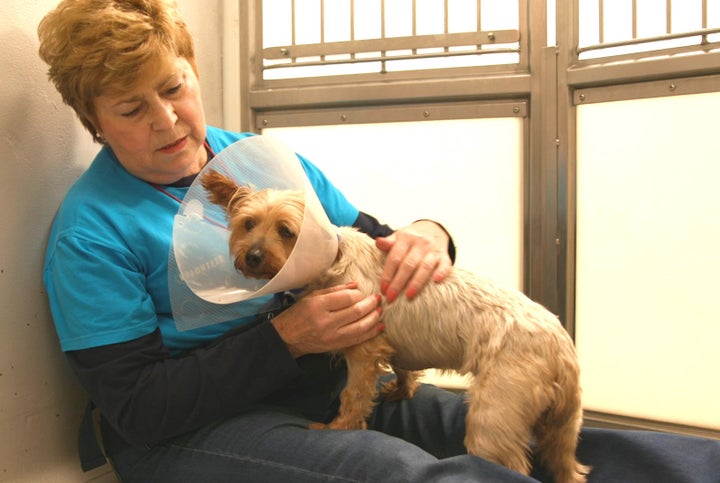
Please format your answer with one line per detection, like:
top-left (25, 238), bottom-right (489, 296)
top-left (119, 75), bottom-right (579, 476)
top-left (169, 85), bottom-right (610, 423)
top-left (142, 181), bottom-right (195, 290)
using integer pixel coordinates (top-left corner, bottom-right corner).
top-left (166, 84), bottom-right (182, 95)
top-left (121, 107), bottom-right (142, 118)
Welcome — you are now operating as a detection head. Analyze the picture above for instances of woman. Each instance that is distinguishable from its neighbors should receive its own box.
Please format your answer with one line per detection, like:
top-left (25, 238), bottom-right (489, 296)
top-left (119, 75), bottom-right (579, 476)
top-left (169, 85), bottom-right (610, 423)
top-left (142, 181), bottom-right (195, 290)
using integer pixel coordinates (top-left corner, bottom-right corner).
top-left (38, 1), bottom-right (719, 482)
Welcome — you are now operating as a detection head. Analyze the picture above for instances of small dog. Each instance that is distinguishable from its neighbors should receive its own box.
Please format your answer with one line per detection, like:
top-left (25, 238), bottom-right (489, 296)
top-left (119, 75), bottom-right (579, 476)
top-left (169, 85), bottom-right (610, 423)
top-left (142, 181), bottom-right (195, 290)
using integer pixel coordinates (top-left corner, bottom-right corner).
top-left (202, 170), bottom-right (590, 482)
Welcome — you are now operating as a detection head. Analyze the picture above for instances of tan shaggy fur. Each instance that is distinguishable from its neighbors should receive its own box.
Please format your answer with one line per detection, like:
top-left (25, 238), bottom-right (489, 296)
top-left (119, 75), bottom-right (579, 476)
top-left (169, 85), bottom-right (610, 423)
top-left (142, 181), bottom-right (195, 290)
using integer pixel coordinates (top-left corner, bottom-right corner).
top-left (202, 170), bottom-right (590, 483)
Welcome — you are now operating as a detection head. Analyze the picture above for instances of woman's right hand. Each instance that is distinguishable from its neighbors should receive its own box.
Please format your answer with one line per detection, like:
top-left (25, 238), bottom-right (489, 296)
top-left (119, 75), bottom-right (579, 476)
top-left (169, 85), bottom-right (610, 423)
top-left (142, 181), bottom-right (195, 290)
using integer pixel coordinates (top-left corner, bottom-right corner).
top-left (271, 282), bottom-right (383, 358)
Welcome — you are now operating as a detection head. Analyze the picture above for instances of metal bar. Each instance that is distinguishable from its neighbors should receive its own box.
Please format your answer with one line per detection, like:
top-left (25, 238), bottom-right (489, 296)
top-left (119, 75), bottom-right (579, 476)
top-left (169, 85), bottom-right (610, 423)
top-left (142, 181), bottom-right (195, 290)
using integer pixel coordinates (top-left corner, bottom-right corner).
top-left (264, 46), bottom-right (520, 70)
top-left (250, 72), bottom-right (532, 110)
top-left (291, 0), bottom-right (296, 48)
top-left (350, 0), bottom-right (355, 59)
top-left (567, 50), bottom-right (720, 88)
top-left (666, 0), bottom-right (672, 34)
top-left (412, 0), bottom-right (417, 36)
top-left (632, 0), bottom-right (637, 39)
top-left (576, 26), bottom-right (720, 54)
top-left (380, 0), bottom-right (384, 39)
top-left (320, 0), bottom-right (325, 61)
top-left (518, 0), bottom-right (530, 73)
top-left (265, 29), bottom-right (519, 59)
top-left (702, 0), bottom-right (708, 44)
top-left (569, 0), bottom-right (579, 65)
top-left (477, 0), bottom-right (482, 31)
top-left (381, 0), bottom-right (386, 73)
top-left (573, 73), bottom-right (720, 105)
top-left (256, 100), bottom-right (528, 130)
top-left (412, 0), bottom-right (417, 55)
top-left (320, 0), bottom-right (325, 43)
top-left (599, 0), bottom-right (604, 44)
top-left (444, 0), bottom-right (449, 53)
top-left (444, 0), bottom-right (449, 33)
top-left (555, 0), bottom-right (579, 331)
top-left (477, 0), bottom-right (482, 49)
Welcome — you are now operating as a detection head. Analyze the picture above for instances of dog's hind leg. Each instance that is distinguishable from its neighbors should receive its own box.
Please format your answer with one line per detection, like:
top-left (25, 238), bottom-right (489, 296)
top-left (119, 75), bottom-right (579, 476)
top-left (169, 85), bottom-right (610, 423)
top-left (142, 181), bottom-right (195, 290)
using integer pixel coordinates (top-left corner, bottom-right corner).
top-left (463, 359), bottom-right (541, 475)
top-left (532, 378), bottom-right (589, 483)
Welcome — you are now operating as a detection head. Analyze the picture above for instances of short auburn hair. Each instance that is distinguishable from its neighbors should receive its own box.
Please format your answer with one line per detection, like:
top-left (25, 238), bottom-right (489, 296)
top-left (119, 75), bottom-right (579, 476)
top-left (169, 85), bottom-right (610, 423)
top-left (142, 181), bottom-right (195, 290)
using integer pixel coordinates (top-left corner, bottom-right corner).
top-left (38, 0), bottom-right (197, 143)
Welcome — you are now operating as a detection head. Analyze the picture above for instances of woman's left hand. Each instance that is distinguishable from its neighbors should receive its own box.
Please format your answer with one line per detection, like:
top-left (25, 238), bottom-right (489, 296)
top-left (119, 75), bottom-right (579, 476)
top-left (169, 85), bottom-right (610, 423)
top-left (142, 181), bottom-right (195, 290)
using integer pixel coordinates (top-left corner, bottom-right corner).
top-left (375, 220), bottom-right (453, 303)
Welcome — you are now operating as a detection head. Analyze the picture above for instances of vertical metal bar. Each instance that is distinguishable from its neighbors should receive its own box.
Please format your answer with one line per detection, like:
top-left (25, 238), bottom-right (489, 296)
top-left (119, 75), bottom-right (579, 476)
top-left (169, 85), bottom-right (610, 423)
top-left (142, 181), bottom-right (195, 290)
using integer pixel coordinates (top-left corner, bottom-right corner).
top-left (350, 0), bottom-right (355, 40)
top-left (599, 0), bottom-right (604, 43)
top-left (666, 0), bottom-right (672, 34)
top-left (557, 0), bottom-right (579, 331)
top-left (291, 0), bottom-right (296, 47)
top-left (477, 0), bottom-right (482, 50)
top-left (632, 0), bottom-right (637, 39)
top-left (320, 0), bottom-right (325, 61)
top-left (518, 0), bottom-right (530, 69)
top-left (381, 0), bottom-right (387, 73)
top-left (381, 0), bottom-right (386, 39)
top-left (288, 0), bottom-right (297, 63)
top-left (412, 0), bottom-right (417, 55)
top-left (238, 0), bottom-right (263, 132)
top-left (528, 0), bottom-right (565, 324)
top-left (571, 0), bottom-right (580, 57)
top-left (702, 0), bottom-right (708, 44)
top-left (350, 0), bottom-right (356, 59)
top-left (477, 0), bottom-right (482, 29)
top-left (412, 0), bottom-right (417, 35)
top-left (444, 0), bottom-right (449, 52)
top-left (320, 0), bottom-right (324, 43)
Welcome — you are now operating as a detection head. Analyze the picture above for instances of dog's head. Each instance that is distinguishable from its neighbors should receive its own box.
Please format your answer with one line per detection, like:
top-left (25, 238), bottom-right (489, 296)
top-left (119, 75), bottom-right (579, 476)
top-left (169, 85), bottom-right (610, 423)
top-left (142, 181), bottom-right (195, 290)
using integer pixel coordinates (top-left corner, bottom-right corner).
top-left (201, 169), bottom-right (305, 280)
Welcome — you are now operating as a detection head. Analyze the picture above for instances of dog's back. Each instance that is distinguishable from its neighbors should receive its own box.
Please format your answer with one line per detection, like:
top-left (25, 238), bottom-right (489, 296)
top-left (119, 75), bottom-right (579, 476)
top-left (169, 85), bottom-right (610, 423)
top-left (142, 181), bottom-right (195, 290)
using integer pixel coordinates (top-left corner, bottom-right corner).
top-left (319, 227), bottom-right (576, 374)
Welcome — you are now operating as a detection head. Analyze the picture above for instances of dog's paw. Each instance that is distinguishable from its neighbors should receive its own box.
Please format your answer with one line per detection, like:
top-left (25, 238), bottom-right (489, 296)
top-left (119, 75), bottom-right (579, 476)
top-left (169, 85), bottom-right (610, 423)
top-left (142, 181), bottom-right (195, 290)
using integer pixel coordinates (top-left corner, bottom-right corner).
top-left (310, 418), bottom-right (368, 430)
top-left (307, 422), bottom-right (330, 430)
top-left (330, 420), bottom-right (367, 430)
top-left (380, 379), bottom-right (417, 401)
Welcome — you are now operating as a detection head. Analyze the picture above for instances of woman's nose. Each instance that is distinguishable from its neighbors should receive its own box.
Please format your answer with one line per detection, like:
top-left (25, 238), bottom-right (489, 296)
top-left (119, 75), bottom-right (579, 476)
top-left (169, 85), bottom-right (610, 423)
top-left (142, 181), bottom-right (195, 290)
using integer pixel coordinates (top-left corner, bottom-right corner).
top-left (151, 100), bottom-right (178, 131)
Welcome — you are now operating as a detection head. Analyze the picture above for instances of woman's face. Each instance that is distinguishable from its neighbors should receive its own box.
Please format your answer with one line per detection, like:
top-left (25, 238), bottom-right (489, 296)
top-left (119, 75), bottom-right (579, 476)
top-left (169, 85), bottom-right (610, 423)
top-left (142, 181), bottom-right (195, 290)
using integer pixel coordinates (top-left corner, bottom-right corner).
top-left (93, 56), bottom-right (207, 185)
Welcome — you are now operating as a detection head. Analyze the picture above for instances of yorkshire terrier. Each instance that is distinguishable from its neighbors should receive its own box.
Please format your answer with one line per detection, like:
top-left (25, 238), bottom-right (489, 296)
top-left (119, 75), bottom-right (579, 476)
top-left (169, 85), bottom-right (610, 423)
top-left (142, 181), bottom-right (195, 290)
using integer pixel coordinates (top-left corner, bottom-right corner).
top-left (202, 170), bottom-right (590, 483)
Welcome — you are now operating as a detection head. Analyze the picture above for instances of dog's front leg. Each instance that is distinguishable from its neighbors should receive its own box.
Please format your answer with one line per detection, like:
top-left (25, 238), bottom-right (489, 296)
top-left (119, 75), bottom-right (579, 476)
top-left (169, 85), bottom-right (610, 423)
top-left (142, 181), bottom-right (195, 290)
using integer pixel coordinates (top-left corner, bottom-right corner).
top-left (309, 336), bottom-right (395, 431)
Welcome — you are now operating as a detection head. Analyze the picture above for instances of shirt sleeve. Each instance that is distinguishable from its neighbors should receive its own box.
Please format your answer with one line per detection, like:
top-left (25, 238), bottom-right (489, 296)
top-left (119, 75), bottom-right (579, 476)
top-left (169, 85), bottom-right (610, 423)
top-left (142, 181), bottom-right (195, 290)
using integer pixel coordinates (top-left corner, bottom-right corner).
top-left (45, 232), bottom-right (160, 350)
top-left (66, 320), bottom-right (305, 447)
top-left (353, 212), bottom-right (457, 264)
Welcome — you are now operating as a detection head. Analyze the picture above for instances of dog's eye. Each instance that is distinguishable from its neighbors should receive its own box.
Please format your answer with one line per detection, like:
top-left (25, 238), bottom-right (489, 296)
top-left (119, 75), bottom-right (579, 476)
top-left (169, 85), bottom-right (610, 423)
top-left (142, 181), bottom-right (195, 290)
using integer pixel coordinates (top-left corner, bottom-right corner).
top-left (244, 219), bottom-right (255, 232)
top-left (278, 225), bottom-right (296, 239)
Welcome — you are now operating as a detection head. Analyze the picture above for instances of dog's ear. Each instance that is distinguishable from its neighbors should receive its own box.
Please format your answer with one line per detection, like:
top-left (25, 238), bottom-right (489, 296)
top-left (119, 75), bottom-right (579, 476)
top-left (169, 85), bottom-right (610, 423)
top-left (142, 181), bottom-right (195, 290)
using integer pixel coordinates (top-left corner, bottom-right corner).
top-left (201, 170), bottom-right (249, 213)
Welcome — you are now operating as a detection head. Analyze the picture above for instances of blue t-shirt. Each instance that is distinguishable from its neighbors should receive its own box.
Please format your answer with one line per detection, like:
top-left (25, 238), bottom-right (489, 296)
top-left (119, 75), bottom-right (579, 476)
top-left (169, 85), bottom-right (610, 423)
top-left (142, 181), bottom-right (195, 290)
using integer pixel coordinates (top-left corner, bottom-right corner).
top-left (43, 126), bottom-right (359, 353)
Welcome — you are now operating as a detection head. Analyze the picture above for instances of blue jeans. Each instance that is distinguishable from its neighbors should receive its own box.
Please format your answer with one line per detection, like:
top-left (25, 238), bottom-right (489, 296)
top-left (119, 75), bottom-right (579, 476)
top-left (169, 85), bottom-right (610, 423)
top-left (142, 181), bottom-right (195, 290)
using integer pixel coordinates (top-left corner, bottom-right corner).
top-left (104, 384), bottom-right (720, 482)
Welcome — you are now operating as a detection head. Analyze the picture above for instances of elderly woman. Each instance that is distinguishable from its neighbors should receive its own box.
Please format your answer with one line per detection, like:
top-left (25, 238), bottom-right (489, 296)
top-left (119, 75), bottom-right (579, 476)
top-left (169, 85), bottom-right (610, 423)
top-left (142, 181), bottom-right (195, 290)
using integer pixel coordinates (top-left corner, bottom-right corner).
top-left (38, 1), bottom-right (718, 482)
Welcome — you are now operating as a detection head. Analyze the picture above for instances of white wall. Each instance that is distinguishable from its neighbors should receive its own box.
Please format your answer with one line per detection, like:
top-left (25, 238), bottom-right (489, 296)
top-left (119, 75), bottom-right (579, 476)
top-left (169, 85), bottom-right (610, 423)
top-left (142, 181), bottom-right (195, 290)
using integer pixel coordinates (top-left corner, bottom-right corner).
top-left (0, 1), bottom-right (223, 481)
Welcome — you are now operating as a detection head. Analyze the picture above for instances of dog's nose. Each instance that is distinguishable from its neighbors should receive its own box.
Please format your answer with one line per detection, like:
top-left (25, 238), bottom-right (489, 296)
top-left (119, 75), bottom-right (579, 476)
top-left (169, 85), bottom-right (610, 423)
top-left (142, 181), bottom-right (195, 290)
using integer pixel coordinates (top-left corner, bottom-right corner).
top-left (245, 248), bottom-right (263, 268)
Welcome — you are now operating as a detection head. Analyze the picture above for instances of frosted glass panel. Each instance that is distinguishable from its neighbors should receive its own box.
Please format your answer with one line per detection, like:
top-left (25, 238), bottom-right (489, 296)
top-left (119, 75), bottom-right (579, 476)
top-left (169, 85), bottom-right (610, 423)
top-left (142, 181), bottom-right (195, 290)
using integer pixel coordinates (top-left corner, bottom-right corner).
top-left (264, 118), bottom-right (523, 289)
top-left (575, 92), bottom-right (720, 429)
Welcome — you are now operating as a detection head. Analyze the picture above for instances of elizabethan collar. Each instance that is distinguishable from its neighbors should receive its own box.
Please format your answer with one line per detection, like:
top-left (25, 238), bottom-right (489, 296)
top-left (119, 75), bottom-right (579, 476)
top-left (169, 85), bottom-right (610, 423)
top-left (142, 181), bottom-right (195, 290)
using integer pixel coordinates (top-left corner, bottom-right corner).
top-left (169, 135), bottom-right (339, 331)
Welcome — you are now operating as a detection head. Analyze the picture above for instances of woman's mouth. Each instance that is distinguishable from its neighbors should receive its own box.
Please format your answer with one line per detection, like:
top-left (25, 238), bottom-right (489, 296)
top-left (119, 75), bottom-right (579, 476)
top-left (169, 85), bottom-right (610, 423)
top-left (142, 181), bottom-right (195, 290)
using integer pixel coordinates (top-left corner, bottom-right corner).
top-left (158, 136), bottom-right (188, 154)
